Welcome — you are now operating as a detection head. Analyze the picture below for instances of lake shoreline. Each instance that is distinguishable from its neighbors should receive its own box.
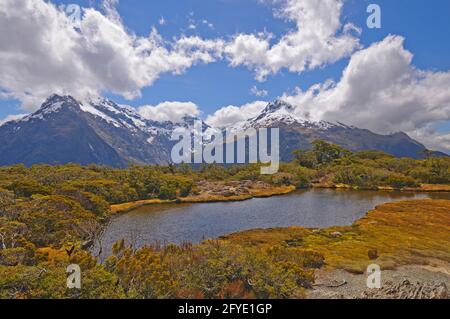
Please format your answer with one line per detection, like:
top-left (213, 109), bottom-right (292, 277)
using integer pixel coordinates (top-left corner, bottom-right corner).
top-left (220, 199), bottom-right (450, 299)
top-left (110, 184), bottom-right (296, 214)
top-left (110, 182), bottom-right (450, 215)
top-left (99, 188), bottom-right (450, 259)
top-left (103, 198), bottom-right (450, 299)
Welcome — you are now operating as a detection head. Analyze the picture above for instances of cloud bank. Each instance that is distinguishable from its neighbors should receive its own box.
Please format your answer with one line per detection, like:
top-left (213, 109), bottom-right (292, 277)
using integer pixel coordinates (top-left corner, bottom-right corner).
top-left (205, 101), bottom-right (267, 128)
top-left (0, 0), bottom-right (222, 110)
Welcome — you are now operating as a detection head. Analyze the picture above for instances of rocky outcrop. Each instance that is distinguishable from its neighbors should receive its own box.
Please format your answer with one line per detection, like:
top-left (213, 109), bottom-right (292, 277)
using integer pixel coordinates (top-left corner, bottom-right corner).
top-left (195, 180), bottom-right (269, 198)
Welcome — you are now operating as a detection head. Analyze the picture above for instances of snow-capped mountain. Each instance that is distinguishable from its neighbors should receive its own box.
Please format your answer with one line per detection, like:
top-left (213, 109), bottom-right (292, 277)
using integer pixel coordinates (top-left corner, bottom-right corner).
top-left (231, 100), bottom-right (351, 131)
top-left (227, 99), bottom-right (436, 161)
top-left (0, 94), bottom-right (208, 166)
top-left (0, 95), bottom-right (441, 167)
top-left (19, 94), bottom-right (161, 135)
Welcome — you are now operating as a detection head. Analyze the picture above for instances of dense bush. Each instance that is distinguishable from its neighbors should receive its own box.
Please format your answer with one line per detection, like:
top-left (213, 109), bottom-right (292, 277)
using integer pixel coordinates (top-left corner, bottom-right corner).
top-left (104, 241), bottom-right (317, 299)
top-left (333, 165), bottom-right (387, 188)
top-left (290, 141), bottom-right (450, 188)
top-left (158, 184), bottom-right (178, 200)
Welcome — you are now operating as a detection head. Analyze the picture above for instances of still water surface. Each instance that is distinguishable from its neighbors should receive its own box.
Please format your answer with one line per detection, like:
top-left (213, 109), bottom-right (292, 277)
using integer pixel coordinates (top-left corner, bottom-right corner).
top-left (96, 189), bottom-right (449, 258)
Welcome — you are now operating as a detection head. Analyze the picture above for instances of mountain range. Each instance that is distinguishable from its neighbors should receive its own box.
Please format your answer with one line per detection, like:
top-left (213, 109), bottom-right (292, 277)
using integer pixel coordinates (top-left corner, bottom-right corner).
top-left (0, 94), bottom-right (445, 167)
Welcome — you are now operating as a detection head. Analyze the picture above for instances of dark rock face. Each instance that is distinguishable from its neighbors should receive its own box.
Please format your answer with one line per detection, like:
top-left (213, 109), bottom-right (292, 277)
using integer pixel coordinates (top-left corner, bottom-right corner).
top-left (0, 96), bottom-right (445, 167)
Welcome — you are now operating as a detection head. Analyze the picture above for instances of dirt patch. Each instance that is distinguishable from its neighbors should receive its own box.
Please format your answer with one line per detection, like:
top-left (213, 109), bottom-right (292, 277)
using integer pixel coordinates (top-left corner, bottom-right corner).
top-left (308, 264), bottom-right (450, 299)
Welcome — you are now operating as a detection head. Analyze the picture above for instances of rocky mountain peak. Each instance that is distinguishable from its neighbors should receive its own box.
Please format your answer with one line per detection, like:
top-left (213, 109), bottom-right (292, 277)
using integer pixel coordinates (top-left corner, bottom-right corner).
top-left (263, 99), bottom-right (294, 114)
top-left (244, 100), bottom-right (309, 129)
top-left (179, 115), bottom-right (210, 131)
top-left (15, 94), bottom-right (82, 124)
top-left (43, 93), bottom-right (77, 104)
top-left (40, 94), bottom-right (80, 111)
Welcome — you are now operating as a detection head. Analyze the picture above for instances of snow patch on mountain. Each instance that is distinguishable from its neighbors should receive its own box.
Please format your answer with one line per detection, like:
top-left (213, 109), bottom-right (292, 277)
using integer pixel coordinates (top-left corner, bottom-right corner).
top-left (79, 102), bottom-right (122, 128)
top-left (228, 100), bottom-right (347, 132)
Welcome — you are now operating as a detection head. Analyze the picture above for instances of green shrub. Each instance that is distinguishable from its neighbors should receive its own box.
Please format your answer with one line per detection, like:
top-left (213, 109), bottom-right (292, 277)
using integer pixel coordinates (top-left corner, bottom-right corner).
top-left (158, 184), bottom-right (178, 200)
top-left (385, 173), bottom-right (418, 188)
top-left (333, 165), bottom-right (388, 188)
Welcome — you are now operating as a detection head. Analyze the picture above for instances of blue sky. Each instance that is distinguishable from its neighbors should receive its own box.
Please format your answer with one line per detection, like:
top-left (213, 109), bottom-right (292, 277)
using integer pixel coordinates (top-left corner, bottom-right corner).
top-left (1, 0), bottom-right (450, 151)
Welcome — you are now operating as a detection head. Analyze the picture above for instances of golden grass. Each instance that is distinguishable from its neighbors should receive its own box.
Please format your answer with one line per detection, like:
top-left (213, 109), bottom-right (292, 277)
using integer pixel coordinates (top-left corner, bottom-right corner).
top-left (220, 199), bottom-right (450, 273)
top-left (410, 184), bottom-right (450, 192)
top-left (250, 185), bottom-right (297, 198)
top-left (314, 183), bottom-right (450, 192)
top-left (110, 199), bottom-right (176, 214)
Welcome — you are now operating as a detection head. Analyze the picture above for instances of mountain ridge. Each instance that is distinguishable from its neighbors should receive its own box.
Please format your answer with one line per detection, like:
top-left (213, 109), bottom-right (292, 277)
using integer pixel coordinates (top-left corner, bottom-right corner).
top-left (0, 95), bottom-right (446, 167)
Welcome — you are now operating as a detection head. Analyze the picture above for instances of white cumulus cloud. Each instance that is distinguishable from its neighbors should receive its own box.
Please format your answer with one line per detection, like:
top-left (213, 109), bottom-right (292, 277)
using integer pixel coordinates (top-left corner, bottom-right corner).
top-left (205, 101), bottom-right (268, 128)
top-left (410, 127), bottom-right (450, 154)
top-left (138, 101), bottom-right (201, 123)
top-left (0, 0), bottom-right (222, 110)
top-left (0, 114), bottom-right (28, 126)
top-left (250, 85), bottom-right (269, 97)
top-left (224, 0), bottom-right (361, 81)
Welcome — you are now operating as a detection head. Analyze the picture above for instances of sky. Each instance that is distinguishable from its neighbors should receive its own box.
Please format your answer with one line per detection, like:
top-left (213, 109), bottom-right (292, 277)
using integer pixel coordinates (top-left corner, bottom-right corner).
top-left (1, 0), bottom-right (450, 152)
